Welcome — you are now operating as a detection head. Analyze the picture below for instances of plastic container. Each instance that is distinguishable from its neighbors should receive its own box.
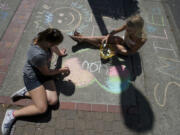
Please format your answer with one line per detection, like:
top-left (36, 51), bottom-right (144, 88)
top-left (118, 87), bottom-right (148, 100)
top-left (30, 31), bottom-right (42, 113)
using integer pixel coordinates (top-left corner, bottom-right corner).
top-left (100, 43), bottom-right (115, 60)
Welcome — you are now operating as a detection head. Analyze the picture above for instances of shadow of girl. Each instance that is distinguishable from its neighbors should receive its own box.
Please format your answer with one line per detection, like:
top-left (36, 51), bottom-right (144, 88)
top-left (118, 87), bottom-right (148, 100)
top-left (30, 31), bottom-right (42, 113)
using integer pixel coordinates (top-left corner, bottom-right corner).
top-left (121, 84), bottom-right (154, 132)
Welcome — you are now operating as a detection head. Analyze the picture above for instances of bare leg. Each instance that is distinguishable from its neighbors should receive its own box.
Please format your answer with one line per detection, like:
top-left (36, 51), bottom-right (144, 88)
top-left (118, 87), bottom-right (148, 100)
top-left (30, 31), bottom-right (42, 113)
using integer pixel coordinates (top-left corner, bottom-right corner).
top-left (70, 31), bottom-right (124, 48)
top-left (114, 44), bottom-right (129, 56)
top-left (24, 80), bottom-right (58, 106)
top-left (13, 85), bottom-right (48, 117)
top-left (43, 80), bottom-right (58, 106)
top-left (70, 35), bottom-right (105, 47)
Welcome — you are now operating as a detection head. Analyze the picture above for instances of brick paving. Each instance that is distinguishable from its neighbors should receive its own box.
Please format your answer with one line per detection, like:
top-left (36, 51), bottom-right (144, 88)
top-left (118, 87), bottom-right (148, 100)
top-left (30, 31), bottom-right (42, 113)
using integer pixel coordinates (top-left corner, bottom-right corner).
top-left (0, 0), bottom-right (37, 87)
top-left (0, 104), bottom-right (136, 135)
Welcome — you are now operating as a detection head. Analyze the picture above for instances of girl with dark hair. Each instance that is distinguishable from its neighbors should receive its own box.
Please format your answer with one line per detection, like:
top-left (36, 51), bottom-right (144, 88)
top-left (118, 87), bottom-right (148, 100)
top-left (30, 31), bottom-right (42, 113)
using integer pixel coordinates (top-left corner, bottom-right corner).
top-left (1, 28), bottom-right (70, 135)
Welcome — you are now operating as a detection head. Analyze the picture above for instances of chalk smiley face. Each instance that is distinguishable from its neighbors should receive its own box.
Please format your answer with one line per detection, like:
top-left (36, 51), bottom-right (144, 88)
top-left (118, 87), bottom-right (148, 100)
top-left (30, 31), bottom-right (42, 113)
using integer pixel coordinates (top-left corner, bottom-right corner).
top-left (50, 7), bottom-right (82, 32)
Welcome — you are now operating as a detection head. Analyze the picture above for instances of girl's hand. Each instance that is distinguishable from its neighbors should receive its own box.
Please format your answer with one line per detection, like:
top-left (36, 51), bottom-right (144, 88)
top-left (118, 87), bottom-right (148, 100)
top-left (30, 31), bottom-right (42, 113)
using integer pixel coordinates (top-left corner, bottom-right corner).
top-left (59, 67), bottom-right (70, 77)
top-left (101, 35), bottom-right (110, 44)
top-left (59, 48), bottom-right (67, 56)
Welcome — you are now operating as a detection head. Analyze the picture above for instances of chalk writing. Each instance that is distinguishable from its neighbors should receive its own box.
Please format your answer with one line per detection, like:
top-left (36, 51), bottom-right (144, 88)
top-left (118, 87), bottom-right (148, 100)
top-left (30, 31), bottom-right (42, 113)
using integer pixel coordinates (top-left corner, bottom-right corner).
top-left (153, 42), bottom-right (177, 58)
top-left (157, 57), bottom-right (180, 80)
top-left (154, 82), bottom-right (180, 107)
top-left (148, 29), bottom-right (168, 40)
top-left (82, 60), bottom-right (102, 73)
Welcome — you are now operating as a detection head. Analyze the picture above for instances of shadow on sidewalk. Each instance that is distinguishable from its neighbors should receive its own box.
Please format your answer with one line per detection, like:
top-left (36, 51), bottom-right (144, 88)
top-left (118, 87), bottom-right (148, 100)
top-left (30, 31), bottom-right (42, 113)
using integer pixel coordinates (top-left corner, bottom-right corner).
top-left (54, 56), bottom-right (76, 96)
top-left (88, 0), bottom-right (140, 35)
top-left (121, 84), bottom-right (154, 132)
top-left (111, 54), bottom-right (154, 132)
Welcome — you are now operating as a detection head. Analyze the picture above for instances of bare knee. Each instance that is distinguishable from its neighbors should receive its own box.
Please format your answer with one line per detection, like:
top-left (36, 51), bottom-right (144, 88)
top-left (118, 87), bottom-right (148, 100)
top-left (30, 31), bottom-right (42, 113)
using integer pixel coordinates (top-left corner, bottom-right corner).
top-left (48, 97), bottom-right (58, 106)
top-left (116, 45), bottom-right (127, 52)
top-left (36, 104), bottom-right (48, 114)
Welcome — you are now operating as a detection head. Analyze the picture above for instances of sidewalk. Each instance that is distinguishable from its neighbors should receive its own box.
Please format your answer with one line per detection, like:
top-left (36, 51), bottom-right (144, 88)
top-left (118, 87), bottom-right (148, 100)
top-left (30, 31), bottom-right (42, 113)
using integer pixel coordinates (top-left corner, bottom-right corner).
top-left (0, 0), bottom-right (180, 135)
top-left (0, 104), bottom-right (134, 135)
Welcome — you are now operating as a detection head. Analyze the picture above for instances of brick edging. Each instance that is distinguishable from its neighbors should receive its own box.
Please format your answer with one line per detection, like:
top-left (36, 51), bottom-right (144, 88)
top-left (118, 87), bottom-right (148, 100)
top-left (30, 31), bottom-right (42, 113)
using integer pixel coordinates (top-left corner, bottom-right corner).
top-left (0, 0), bottom-right (38, 87)
top-left (0, 96), bottom-right (123, 113)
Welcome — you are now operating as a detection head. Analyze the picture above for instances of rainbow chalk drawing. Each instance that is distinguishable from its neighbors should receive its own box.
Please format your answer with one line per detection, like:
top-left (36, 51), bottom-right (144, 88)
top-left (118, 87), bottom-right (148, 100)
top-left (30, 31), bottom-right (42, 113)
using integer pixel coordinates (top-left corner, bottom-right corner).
top-left (103, 66), bottom-right (130, 94)
top-left (62, 54), bottom-right (131, 94)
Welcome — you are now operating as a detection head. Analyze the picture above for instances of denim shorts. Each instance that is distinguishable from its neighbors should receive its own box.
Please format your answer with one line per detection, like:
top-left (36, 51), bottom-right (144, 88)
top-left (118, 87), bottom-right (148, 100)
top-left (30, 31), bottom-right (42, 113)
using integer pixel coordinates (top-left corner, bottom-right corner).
top-left (23, 74), bottom-right (53, 91)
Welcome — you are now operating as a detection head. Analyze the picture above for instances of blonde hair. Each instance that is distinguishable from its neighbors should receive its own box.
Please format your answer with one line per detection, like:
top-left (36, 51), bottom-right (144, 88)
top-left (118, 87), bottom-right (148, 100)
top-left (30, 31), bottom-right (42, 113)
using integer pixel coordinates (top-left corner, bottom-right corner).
top-left (126, 14), bottom-right (146, 39)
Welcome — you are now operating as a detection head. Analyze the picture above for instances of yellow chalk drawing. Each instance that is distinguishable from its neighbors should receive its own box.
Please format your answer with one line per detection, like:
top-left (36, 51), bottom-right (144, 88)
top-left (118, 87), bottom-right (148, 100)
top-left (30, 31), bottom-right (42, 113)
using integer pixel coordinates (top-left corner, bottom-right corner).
top-left (154, 82), bottom-right (180, 107)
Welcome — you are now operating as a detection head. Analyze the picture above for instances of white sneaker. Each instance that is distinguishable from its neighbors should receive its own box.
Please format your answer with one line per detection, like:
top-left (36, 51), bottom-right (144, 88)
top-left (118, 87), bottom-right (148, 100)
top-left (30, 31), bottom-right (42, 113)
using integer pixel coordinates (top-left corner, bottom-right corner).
top-left (10, 87), bottom-right (27, 101)
top-left (1, 109), bottom-right (16, 135)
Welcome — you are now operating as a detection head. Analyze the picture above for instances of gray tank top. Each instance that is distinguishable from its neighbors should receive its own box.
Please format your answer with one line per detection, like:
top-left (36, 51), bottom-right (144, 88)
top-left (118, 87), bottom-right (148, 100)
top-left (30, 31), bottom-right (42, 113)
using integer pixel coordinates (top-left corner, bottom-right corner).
top-left (23, 44), bottom-right (52, 78)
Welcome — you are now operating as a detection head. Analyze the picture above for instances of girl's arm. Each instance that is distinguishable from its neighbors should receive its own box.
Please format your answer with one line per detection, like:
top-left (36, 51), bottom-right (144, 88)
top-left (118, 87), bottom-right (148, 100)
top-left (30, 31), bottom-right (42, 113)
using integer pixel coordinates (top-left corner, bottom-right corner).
top-left (128, 38), bottom-right (147, 54)
top-left (51, 46), bottom-right (67, 56)
top-left (109, 24), bottom-right (127, 36)
top-left (102, 24), bottom-right (127, 44)
top-left (37, 65), bottom-right (70, 76)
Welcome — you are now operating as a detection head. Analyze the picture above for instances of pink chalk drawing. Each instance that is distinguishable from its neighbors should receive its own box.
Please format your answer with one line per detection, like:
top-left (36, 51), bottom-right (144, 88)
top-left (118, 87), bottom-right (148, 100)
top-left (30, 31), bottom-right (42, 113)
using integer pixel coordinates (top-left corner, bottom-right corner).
top-left (63, 57), bottom-right (95, 87)
top-left (105, 66), bottom-right (130, 94)
top-left (62, 56), bottom-right (130, 94)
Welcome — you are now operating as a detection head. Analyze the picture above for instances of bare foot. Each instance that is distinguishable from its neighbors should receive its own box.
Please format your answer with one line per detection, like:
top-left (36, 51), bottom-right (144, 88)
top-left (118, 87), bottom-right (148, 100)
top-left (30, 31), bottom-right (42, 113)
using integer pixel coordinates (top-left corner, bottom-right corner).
top-left (70, 30), bottom-right (83, 43)
top-left (69, 35), bottom-right (82, 43)
top-left (74, 30), bottom-right (82, 36)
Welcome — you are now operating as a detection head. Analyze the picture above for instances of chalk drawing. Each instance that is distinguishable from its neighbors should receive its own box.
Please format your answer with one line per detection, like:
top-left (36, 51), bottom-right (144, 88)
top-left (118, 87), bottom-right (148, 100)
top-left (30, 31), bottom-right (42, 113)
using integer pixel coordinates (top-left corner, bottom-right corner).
top-left (70, 1), bottom-right (91, 33)
top-left (63, 57), bottom-right (95, 87)
top-left (0, 0), bottom-right (9, 10)
top-left (153, 42), bottom-right (177, 58)
top-left (154, 82), bottom-right (180, 107)
top-left (44, 11), bottom-right (53, 24)
top-left (104, 66), bottom-right (130, 94)
top-left (48, 7), bottom-right (81, 32)
top-left (0, 11), bottom-right (8, 20)
top-left (152, 8), bottom-right (162, 15)
top-left (33, 1), bottom-right (91, 34)
top-left (33, 4), bottom-right (56, 32)
top-left (145, 15), bottom-right (165, 27)
top-left (146, 25), bottom-right (157, 33)
top-left (82, 60), bottom-right (102, 73)
top-left (156, 57), bottom-right (180, 80)
top-left (42, 4), bottom-right (50, 10)
top-left (0, 0), bottom-right (9, 20)
top-left (62, 53), bottom-right (130, 94)
top-left (148, 29), bottom-right (168, 40)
